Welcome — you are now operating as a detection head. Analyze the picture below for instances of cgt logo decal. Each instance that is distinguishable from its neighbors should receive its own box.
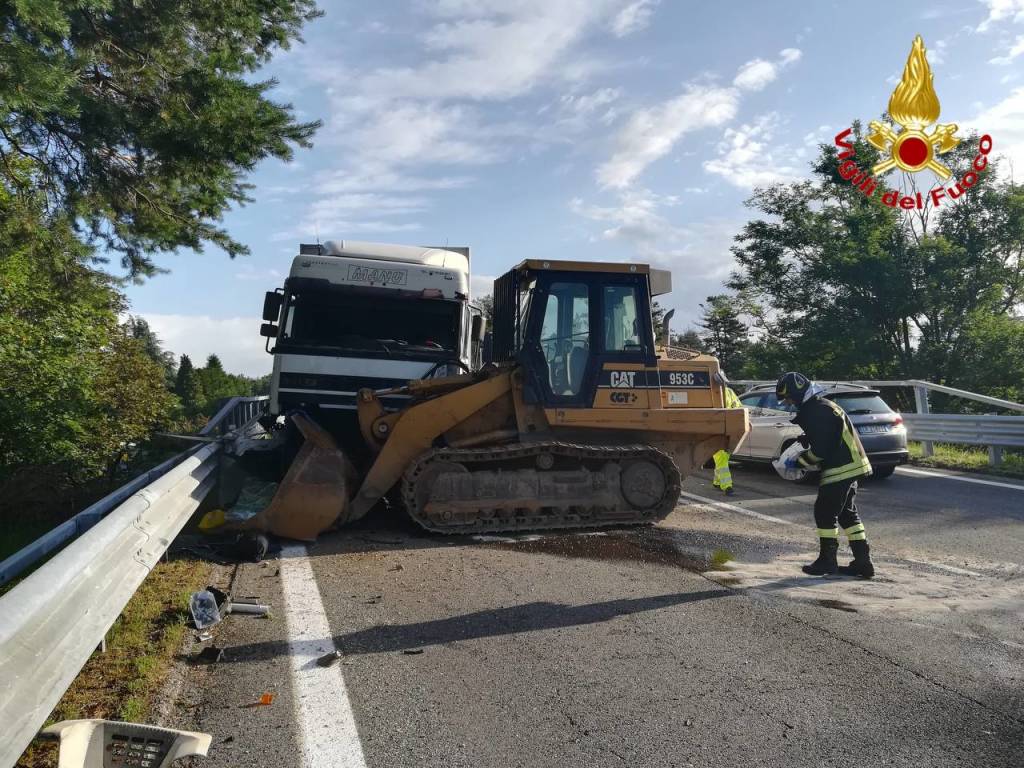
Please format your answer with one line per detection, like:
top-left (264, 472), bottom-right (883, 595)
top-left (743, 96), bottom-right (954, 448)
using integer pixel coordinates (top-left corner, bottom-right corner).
top-left (610, 391), bottom-right (638, 404)
top-left (609, 371), bottom-right (637, 388)
top-left (833, 35), bottom-right (992, 210)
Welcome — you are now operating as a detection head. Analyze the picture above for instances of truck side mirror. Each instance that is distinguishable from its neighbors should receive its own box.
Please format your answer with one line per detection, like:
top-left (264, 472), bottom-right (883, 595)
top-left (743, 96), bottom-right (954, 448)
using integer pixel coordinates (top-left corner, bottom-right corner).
top-left (259, 323), bottom-right (278, 338)
top-left (472, 315), bottom-right (487, 343)
top-left (262, 291), bottom-right (283, 322)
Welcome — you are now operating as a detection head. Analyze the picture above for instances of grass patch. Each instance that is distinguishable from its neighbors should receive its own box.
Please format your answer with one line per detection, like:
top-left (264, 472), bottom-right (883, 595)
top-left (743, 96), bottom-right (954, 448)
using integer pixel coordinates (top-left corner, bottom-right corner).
top-left (16, 556), bottom-right (212, 768)
top-left (709, 548), bottom-right (734, 568)
top-left (908, 441), bottom-right (1024, 479)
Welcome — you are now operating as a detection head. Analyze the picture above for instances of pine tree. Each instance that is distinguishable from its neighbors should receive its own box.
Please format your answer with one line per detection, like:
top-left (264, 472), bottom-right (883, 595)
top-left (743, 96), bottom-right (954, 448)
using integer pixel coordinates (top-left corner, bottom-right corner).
top-left (673, 329), bottom-right (704, 351)
top-left (698, 295), bottom-right (749, 375)
top-left (174, 355), bottom-right (205, 417)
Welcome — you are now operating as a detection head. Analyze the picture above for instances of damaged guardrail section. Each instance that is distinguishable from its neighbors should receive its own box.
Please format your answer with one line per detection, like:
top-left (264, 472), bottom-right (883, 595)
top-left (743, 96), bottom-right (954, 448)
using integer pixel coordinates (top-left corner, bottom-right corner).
top-left (0, 443), bottom-right (222, 766)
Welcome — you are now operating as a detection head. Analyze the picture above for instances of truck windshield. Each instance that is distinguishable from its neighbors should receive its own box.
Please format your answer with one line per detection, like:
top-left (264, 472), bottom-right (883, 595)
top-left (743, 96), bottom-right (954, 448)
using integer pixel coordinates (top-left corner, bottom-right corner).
top-left (281, 291), bottom-right (460, 354)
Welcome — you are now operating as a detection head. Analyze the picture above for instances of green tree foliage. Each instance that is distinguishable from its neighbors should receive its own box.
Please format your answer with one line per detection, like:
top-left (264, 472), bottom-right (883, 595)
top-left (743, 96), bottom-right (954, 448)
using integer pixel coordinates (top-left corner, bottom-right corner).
top-left (0, 0), bottom-right (321, 276)
top-left (173, 354), bottom-right (205, 417)
top-left (672, 329), bottom-right (704, 350)
top-left (731, 123), bottom-right (1024, 390)
top-left (0, 178), bottom-right (173, 482)
top-left (477, 294), bottom-right (494, 328)
top-left (698, 295), bottom-right (749, 375)
top-left (126, 316), bottom-right (176, 389)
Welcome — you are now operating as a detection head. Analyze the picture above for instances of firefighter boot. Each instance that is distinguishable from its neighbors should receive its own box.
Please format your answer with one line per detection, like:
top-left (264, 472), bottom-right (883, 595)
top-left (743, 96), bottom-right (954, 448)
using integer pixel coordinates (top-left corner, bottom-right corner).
top-left (838, 540), bottom-right (875, 579)
top-left (802, 537), bottom-right (839, 576)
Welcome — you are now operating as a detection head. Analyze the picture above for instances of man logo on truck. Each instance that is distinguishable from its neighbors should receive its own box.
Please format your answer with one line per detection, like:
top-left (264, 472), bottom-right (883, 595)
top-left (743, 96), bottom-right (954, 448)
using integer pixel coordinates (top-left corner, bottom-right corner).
top-left (348, 265), bottom-right (408, 285)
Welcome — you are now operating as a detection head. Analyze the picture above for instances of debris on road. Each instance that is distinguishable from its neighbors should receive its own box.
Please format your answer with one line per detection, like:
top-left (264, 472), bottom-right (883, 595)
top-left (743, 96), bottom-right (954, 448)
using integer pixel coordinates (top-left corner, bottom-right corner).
top-left (403, 648), bottom-right (425, 655)
top-left (317, 650), bottom-right (343, 667)
top-left (224, 597), bottom-right (270, 617)
top-left (195, 646), bottom-right (226, 664)
top-left (189, 590), bottom-right (222, 629)
top-left (241, 692), bottom-right (276, 708)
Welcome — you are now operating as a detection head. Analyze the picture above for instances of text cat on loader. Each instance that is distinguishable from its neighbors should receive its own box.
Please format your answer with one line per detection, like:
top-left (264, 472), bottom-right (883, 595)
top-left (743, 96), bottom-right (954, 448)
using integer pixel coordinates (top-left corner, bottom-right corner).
top-left (246, 259), bottom-right (749, 539)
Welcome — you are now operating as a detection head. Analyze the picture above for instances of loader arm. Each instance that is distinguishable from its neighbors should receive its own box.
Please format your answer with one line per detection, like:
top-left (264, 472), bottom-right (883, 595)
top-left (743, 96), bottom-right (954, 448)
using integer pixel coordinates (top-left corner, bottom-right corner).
top-left (347, 372), bottom-right (514, 520)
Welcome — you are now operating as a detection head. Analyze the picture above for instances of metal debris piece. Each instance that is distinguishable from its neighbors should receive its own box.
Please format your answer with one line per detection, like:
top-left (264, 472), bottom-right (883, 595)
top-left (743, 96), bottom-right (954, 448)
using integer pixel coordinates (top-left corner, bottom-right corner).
top-left (317, 650), bottom-right (343, 667)
top-left (403, 648), bottom-right (424, 655)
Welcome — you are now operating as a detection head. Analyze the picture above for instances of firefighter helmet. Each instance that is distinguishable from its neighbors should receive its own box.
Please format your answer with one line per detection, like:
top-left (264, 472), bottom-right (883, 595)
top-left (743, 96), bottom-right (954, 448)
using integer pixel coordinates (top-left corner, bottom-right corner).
top-left (776, 371), bottom-right (813, 405)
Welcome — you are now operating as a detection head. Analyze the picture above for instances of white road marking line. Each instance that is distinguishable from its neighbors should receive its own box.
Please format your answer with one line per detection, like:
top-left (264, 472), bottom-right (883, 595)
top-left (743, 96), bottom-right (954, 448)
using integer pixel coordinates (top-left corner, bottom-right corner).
top-left (739, 494), bottom-right (818, 509)
top-left (902, 558), bottom-right (982, 577)
top-left (677, 490), bottom-right (796, 526)
top-left (899, 466), bottom-right (1024, 492)
top-left (682, 492), bottom-right (990, 578)
top-left (280, 544), bottom-right (368, 768)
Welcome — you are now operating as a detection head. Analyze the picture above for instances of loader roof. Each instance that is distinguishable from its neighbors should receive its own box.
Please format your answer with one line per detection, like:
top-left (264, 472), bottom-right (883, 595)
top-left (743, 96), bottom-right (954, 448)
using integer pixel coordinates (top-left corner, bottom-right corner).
top-left (513, 259), bottom-right (650, 274)
top-left (511, 259), bottom-right (672, 296)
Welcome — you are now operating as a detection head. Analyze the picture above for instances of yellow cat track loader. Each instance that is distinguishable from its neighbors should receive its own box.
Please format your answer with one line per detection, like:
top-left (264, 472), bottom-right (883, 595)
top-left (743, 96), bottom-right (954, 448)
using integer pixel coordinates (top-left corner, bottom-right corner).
top-left (248, 259), bottom-right (748, 538)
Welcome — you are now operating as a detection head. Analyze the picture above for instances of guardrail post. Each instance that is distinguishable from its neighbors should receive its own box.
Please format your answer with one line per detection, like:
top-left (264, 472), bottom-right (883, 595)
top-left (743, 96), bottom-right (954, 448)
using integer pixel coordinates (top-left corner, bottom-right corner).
top-left (914, 385), bottom-right (934, 457)
top-left (989, 445), bottom-right (1003, 466)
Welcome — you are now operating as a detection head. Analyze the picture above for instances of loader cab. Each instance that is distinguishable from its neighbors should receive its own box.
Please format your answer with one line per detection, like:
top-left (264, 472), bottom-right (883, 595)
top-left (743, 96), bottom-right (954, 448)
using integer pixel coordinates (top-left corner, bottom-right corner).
top-left (491, 261), bottom-right (660, 407)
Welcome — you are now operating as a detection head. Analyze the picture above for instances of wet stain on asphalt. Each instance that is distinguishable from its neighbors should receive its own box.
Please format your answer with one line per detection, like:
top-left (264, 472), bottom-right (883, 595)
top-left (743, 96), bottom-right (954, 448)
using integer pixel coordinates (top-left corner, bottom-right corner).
top-left (485, 528), bottom-right (711, 572)
top-left (816, 599), bottom-right (858, 613)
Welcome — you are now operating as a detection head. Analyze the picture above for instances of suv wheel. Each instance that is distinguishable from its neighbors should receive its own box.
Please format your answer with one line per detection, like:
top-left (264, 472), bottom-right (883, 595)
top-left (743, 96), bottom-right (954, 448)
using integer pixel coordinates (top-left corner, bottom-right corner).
top-left (870, 464), bottom-right (896, 479)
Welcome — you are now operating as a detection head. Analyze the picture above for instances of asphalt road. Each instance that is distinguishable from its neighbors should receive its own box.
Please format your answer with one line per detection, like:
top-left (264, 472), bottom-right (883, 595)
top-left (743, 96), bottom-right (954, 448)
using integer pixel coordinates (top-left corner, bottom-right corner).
top-left (166, 463), bottom-right (1024, 768)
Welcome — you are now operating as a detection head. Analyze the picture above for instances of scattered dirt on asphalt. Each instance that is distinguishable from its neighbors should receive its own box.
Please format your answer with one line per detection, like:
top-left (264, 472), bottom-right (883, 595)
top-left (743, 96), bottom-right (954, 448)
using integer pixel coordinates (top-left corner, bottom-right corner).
top-left (816, 599), bottom-right (859, 613)
top-left (485, 528), bottom-right (710, 572)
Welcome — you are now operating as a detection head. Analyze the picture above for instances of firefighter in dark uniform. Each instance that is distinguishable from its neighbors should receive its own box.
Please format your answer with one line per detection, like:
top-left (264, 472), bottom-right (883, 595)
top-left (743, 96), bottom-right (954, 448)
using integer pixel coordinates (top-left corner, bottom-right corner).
top-left (777, 372), bottom-right (876, 578)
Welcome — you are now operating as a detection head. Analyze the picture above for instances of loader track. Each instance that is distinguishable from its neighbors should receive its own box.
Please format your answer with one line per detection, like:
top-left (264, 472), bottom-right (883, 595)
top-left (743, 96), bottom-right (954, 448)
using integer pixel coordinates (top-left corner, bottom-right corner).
top-left (401, 441), bottom-right (682, 534)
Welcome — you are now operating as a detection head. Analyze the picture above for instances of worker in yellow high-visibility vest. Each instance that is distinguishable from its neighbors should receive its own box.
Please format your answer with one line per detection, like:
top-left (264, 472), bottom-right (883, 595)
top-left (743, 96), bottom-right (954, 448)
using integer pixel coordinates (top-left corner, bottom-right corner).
top-left (712, 385), bottom-right (743, 494)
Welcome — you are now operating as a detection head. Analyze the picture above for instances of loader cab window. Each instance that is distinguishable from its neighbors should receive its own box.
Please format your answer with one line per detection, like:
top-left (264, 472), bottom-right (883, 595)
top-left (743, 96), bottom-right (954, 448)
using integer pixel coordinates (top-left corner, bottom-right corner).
top-left (539, 282), bottom-right (590, 397)
top-left (603, 286), bottom-right (642, 352)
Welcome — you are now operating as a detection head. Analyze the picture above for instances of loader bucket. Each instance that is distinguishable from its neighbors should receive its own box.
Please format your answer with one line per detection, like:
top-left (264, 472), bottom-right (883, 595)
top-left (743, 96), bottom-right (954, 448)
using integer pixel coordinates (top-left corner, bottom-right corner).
top-left (239, 412), bottom-right (357, 541)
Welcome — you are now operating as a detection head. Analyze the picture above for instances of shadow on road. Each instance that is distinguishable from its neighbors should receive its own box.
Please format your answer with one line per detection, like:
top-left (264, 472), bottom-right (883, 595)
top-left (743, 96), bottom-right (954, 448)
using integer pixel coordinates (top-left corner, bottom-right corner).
top-left (213, 589), bottom-right (729, 662)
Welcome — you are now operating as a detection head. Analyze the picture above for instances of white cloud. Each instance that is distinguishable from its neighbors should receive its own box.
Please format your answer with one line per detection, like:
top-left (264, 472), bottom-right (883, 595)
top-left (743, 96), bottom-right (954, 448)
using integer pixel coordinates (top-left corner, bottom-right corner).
top-left (703, 113), bottom-right (805, 189)
top-left (928, 38), bottom-right (948, 66)
top-left (286, 1), bottom-right (640, 239)
top-left (571, 188), bottom-right (684, 252)
top-left (557, 87), bottom-right (622, 131)
top-left (570, 190), bottom-right (746, 327)
top-left (362, 1), bottom-right (621, 103)
top-left (597, 84), bottom-right (739, 188)
top-left (733, 48), bottom-right (802, 92)
top-left (976, 0), bottom-right (1024, 31)
top-left (610, 0), bottom-right (659, 37)
top-left (990, 34), bottom-right (1024, 63)
top-left (596, 48), bottom-right (801, 188)
top-left (143, 314), bottom-right (271, 378)
top-left (964, 87), bottom-right (1024, 178)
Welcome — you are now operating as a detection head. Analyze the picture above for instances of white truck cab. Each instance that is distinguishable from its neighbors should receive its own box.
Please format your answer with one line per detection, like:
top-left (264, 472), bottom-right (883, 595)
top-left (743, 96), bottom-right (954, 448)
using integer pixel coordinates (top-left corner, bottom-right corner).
top-left (260, 240), bottom-right (483, 449)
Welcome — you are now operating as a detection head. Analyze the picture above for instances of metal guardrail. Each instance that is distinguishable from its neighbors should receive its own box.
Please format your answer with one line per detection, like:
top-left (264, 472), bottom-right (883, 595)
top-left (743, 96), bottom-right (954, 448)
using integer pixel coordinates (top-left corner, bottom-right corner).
top-left (902, 413), bottom-right (1024, 447)
top-left (732, 379), bottom-right (1023, 464)
top-left (0, 396), bottom-right (267, 768)
top-left (0, 397), bottom-right (269, 587)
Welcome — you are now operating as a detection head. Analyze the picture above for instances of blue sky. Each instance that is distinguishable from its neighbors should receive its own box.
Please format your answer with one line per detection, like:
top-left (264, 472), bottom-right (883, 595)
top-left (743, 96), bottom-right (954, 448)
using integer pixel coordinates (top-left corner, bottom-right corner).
top-left (127, 0), bottom-right (1024, 376)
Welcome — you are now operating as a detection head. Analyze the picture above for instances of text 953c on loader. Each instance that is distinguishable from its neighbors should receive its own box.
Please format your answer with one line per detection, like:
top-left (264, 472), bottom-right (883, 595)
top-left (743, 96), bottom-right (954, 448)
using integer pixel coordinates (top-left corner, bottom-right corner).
top-left (238, 259), bottom-right (749, 539)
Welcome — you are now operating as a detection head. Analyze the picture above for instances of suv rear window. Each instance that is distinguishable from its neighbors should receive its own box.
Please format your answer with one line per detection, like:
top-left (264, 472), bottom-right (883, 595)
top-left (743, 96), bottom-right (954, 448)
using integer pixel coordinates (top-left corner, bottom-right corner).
top-left (756, 392), bottom-right (797, 413)
top-left (829, 394), bottom-right (892, 415)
